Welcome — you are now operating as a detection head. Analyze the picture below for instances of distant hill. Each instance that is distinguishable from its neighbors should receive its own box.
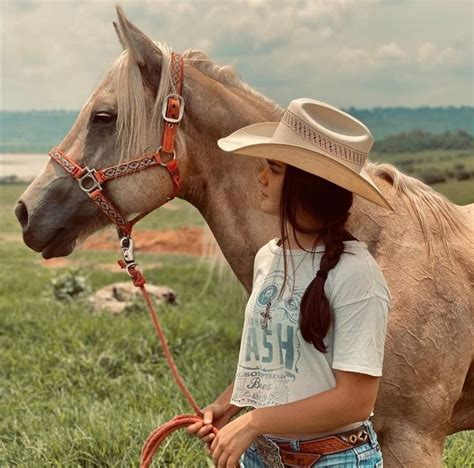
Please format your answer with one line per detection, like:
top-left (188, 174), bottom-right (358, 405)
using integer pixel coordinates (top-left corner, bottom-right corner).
top-left (348, 106), bottom-right (473, 140)
top-left (1, 107), bottom-right (473, 153)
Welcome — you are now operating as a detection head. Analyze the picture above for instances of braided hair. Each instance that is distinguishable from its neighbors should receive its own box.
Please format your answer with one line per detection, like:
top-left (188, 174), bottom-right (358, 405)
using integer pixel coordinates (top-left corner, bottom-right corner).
top-left (275, 164), bottom-right (357, 353)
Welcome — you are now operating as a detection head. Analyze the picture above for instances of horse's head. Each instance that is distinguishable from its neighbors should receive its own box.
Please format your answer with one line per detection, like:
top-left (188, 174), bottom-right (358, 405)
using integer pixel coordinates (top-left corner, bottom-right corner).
top-left (15, 7), bottom-right (189, 258)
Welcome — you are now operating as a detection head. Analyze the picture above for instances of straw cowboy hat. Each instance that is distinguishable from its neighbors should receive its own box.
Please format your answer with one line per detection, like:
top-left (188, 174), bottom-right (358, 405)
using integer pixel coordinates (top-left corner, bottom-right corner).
top-left (217, 98), bottom-right (395, 212)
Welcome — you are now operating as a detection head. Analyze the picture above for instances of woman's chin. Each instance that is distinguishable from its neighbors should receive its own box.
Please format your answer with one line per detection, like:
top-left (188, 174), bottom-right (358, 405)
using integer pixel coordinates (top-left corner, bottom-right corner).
top-left (259, 200), bottom-right (278, 216)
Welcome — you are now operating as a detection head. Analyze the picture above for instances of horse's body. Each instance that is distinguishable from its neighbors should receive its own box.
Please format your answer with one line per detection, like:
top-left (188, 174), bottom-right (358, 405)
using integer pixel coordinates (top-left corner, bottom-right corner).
top-left (15, 7), bottom-right (473, 467)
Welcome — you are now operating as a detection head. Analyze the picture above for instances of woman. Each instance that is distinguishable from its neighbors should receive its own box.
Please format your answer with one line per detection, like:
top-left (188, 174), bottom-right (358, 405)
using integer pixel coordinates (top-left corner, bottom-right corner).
top-left (187, 98), bottom-right (393, 467)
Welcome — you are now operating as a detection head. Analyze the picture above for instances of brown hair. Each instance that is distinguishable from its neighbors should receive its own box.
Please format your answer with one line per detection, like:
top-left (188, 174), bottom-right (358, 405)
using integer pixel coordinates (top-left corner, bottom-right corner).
top-left (276, 164), bottom-right (357, 353)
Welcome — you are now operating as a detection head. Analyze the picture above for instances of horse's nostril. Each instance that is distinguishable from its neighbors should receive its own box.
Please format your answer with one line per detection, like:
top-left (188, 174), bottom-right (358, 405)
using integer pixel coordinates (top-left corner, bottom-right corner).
top-left (15, 200), bottom-right (29, 230)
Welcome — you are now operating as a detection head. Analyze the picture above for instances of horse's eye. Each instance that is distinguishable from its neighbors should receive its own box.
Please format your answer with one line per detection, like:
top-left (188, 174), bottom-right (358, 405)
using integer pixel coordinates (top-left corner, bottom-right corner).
top-left (91, 111), bottom-right (115, 124)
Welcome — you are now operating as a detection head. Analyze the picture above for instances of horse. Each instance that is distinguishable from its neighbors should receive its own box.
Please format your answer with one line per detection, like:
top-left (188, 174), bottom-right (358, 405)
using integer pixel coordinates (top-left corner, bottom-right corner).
top-left (15, 6), bottom-right (473, 467)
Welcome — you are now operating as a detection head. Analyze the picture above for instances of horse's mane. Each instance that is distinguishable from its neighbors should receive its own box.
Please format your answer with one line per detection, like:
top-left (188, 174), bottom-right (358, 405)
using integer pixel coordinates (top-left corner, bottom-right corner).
top-left (109, 41), bottom-right (471, 262)
top-left (365, 160), bottom-right (471, 257)
top-left (110, 42), bottom-right (281, 164)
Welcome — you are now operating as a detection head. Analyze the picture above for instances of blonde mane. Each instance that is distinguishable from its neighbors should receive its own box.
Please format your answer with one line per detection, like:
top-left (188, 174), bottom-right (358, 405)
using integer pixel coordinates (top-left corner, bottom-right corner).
top-left (365, 161), bottom-right (471, 258)
top-left (109, 41), bottom-right (471, 263)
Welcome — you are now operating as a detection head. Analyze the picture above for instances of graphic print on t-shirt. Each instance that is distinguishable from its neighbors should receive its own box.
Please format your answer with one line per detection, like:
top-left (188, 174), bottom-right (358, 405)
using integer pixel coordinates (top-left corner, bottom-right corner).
top-left (232, 266), bottom-right (308, 407)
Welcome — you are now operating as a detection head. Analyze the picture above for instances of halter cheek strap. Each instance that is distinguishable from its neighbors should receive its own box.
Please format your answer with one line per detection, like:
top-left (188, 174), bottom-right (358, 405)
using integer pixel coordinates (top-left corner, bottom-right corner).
top-left (48, 51), bottom-right (184, 236)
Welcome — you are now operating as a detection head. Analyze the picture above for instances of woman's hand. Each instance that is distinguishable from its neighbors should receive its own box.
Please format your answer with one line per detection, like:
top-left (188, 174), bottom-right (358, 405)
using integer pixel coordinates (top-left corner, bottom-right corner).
top-left (186, 403), bottom-right (234, 454)
top-left (209, 411), bottom-right (260, 467)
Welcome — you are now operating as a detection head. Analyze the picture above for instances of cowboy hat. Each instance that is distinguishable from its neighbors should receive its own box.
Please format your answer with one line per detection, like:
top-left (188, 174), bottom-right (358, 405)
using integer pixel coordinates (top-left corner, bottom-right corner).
top-left (217, 98), bottom-right (395, 212)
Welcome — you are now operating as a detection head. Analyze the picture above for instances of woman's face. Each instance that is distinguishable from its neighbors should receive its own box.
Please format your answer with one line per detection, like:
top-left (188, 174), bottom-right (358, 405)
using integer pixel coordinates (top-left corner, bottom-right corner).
top-left (257, 159), bottom-right (287, 215)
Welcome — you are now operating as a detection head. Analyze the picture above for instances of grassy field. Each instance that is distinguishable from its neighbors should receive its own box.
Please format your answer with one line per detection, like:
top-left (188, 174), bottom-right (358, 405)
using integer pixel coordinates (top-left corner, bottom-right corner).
top-left (371, 149), bottom-right (474, 205)
top-left (1, 179), bottom-right (473, 467)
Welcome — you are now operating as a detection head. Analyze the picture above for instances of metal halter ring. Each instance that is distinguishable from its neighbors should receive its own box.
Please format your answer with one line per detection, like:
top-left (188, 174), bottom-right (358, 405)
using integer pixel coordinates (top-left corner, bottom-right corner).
top-left (155, 145), bottom-right (177, 166)
top-left (161, 93), bottom-right (185, 123)
top-left (78, 167), bottom-right (102, 193)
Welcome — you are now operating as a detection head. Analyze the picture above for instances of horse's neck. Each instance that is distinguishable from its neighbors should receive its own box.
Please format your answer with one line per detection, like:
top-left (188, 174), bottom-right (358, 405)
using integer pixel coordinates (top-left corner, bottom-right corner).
top-left (177, 70), bottom-right (387, 289)
top-left (180, 70), bottom-right (282, 291)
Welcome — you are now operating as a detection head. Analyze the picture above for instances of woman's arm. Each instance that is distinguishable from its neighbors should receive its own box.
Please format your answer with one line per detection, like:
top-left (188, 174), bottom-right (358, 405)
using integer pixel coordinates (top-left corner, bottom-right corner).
top-left (248, 370), bottom-right (380, 435)
top-left (214, 380), bottom-right (244, 418)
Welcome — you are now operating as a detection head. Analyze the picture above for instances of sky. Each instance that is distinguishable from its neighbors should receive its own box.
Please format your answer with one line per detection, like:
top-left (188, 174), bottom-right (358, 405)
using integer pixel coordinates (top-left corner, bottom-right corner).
top-left (1, 0), bottom-right (473, 110)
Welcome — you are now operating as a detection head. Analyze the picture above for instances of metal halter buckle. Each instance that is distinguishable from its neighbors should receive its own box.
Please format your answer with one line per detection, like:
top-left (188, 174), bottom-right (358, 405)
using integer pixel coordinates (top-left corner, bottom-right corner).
top-left (161, 93), bottom-right (185, 123)
top-left (120, 236), bottom-right (138, 277)
top-left (78, 167), bottom-right (102, 193)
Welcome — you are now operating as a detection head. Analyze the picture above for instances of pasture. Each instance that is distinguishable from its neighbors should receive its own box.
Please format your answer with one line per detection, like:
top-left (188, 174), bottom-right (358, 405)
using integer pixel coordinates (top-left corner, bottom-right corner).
top-left (1, 181), bottom-right (472, 467)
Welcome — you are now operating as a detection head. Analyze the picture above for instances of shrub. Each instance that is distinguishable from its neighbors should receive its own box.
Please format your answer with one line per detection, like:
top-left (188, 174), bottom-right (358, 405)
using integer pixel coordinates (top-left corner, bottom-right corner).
top-left (50, 268), bottom-right (91, 302)
top-left (420, 169), bottom-right (447, 185)
top-left (454, 170), bottom-right (471, 181)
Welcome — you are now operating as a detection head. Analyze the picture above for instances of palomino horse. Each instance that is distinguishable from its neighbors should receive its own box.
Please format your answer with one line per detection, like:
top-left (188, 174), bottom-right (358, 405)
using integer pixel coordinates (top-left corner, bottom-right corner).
top-left (15, 7), bottom-right (473, 467)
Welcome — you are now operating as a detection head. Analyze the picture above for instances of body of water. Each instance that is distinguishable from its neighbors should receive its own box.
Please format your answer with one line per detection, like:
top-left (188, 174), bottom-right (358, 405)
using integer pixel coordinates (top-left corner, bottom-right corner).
top-left (1, 153), bottom-right (49, 180)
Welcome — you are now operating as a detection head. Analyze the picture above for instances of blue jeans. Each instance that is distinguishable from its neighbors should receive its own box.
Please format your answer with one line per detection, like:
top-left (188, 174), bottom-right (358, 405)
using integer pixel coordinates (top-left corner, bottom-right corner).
top-left (239, 420), bottom-right (383, 467)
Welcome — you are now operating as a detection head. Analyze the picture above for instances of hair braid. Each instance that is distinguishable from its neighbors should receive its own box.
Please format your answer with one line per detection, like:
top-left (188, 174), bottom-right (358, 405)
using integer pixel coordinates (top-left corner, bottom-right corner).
top-left (299, 212), bottom-right (350, 352)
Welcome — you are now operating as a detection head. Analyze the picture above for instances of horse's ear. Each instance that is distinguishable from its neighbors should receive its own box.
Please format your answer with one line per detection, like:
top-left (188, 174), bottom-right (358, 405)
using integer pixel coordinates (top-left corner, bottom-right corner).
top-left (113, 21), bottom-right (126, 50)
top-left (115, 5), bottom-right (162, 87)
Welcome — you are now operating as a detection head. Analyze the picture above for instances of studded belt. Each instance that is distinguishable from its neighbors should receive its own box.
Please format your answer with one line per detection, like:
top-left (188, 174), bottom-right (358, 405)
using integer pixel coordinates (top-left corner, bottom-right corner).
top-left (252, 422), bottom-right (371, 467)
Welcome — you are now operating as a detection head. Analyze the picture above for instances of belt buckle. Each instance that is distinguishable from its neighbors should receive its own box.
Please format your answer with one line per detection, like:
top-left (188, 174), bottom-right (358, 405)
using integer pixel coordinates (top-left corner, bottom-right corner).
top-left (253, 435), bottom-right (285, 468)
top-left (338, 428), bottom-right (369, 446)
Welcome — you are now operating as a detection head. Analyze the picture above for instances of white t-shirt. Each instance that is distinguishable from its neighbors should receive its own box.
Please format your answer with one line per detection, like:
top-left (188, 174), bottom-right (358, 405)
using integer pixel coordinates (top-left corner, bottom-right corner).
top-left (230, 238), bottom-right (392, 439)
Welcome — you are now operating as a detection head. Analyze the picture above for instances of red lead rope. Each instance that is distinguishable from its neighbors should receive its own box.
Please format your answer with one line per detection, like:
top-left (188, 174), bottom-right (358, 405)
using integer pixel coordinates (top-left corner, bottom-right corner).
top-left (48, 52), bottom-right (219, 467)
top-left (120, 266), bottom-right (217, 468)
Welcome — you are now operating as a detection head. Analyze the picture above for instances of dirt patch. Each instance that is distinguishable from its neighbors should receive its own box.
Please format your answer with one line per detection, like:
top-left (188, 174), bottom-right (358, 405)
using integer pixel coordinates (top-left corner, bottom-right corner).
top-left (41, 258), bottom-right (71, 268)
top-left (39, 258), bottom-right (164, 271)
top-left (81, 226), bottom-right (204, 256)
top-left (38, 226), bottom-right (204, 269)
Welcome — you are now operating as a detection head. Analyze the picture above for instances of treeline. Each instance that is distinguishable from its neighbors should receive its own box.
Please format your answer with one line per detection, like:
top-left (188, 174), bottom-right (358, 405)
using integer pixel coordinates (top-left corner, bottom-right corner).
top-left (348, 106), bottom-right (473, 139)
top-left (1, 107), bottom-right (473, 153)
top-left (372, 129), bottom-right (473, 153)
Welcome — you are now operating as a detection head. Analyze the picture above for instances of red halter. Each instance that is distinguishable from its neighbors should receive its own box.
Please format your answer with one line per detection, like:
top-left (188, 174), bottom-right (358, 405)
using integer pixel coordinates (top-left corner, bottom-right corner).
top-left (48, 52), bottom-right (184, 237)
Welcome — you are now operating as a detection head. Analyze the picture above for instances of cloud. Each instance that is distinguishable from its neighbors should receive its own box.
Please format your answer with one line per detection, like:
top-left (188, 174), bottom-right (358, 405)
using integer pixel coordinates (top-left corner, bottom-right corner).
top-left (376, 42), bottom-right (407, 62)
top-left (1, 0), bottom-right (472, 109)
top-left (416, 42), bottom-right (461, 67)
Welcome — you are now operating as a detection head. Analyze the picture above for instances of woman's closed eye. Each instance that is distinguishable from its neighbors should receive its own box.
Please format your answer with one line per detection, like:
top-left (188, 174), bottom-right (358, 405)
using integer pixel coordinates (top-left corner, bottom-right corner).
top-left (266, 159), bottom-right (280, 173)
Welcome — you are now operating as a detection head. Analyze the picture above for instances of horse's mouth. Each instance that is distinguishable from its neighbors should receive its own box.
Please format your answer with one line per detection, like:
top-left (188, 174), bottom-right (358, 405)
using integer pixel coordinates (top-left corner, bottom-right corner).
top-left (41, 228), bottom-right (77, 259)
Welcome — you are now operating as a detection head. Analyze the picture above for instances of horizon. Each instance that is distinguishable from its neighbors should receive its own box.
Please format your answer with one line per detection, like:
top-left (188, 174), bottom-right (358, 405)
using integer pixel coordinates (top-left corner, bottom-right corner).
top-left (2, 104), bottom-right (473, 113)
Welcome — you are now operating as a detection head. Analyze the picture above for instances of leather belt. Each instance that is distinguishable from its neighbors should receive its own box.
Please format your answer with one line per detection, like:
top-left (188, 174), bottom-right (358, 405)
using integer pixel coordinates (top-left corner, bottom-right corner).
top-left (253, 422), bottom-right (371, 467)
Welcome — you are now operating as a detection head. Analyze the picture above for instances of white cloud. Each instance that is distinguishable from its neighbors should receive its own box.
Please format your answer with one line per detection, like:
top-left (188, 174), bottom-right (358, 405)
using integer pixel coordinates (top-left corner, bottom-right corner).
top-left (376, 42), bottom-right (407, 62)
top-left (1, 0), bottom-right (472, 110)
top-left (416, 42), bottom-right (462, 67)
top-left (333, 47), bottom-right (375, 70)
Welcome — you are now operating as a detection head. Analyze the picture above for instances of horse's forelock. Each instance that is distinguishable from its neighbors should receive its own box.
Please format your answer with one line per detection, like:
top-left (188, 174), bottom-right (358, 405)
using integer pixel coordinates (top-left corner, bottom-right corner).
top-left (109, 42), bottom-right (179, 163)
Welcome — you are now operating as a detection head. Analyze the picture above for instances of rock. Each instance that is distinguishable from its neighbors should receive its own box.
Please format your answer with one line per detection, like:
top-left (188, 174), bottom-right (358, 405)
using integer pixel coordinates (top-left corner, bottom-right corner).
top-left (89, 282), bottom-right (178, 315)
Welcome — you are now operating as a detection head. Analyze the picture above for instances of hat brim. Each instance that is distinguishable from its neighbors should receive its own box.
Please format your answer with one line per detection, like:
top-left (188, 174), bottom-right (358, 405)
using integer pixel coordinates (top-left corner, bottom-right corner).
top-left (217, 122), bottom-right (395, 213)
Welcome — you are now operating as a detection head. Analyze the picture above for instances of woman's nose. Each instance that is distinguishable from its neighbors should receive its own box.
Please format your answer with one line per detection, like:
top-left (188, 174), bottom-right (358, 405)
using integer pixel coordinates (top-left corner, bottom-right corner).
top-left (257, 167), bottom-right (267, 186)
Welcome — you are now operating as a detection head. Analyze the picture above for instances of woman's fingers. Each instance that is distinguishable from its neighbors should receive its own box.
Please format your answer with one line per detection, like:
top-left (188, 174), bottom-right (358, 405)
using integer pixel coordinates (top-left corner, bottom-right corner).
top-left (186, 421), bottom-right (203, 434)
top-left (202, 432), bottom-right (216, 443)
top-left (197, 424), bottom-right (213, 437)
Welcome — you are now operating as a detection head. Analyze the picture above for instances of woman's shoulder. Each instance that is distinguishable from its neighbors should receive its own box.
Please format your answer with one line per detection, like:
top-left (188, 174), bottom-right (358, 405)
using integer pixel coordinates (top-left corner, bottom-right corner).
top-left (327, 242), bottom-right (392, 309)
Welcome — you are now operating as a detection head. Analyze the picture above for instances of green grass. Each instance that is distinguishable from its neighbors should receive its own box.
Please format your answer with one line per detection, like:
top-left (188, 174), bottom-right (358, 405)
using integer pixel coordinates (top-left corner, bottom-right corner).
top-left (430, 179), bottom-right (474, 205)
top-left (371, 149), bottom-right (474, 205)
top-left (0, 241), bottom-right (248, 467)
top-left (1, 174), bottom-right (472, 466)
top-left (371, 148), bottom-right (474, 172)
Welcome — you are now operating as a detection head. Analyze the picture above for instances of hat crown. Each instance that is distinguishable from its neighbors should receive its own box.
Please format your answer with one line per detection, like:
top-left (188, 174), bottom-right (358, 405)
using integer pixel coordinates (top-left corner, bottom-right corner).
top-left (284, 98), bottom-right (374, 153)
